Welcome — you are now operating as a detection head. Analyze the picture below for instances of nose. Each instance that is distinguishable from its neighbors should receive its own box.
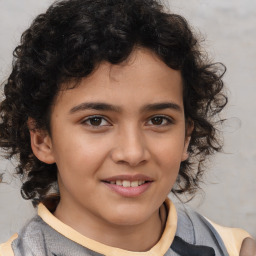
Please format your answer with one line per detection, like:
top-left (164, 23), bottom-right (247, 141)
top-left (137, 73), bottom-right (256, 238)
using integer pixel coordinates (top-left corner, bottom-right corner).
top-left (110, 126), bottom-right (150, 167)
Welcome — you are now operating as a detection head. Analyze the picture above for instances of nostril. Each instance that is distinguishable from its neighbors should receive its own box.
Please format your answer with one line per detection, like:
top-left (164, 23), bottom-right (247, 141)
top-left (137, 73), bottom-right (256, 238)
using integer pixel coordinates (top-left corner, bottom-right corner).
top-left (110, 142), bottom-right (150, 167)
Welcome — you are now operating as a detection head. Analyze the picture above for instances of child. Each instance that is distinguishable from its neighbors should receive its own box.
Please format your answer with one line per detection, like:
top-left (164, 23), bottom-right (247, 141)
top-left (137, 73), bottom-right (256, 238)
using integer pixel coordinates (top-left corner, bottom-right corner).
top-left (0, 0), bottom-right (254, 255)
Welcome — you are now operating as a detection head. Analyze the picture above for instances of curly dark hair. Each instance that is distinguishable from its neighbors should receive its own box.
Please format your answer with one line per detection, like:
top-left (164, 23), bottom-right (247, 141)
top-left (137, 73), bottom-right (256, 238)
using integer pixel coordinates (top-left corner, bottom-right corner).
top-left (0, 0), bottom-right (227, 205)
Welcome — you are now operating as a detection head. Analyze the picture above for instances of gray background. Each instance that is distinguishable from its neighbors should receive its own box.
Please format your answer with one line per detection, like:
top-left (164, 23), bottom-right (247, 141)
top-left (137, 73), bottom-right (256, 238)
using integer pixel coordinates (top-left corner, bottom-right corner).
top-left (0, 0), bottom-right (255, 243)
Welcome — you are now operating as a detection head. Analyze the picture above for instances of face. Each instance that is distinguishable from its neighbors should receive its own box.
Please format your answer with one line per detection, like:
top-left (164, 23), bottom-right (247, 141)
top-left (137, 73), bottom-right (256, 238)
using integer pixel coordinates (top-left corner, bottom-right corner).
top-left (32, 48), bottom-right (190, 228)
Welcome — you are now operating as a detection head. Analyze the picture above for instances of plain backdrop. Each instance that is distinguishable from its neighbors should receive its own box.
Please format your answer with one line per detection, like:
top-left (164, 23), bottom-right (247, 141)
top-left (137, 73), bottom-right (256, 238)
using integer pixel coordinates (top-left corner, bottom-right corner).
top-left (0, 0), bottom-right (255, 243)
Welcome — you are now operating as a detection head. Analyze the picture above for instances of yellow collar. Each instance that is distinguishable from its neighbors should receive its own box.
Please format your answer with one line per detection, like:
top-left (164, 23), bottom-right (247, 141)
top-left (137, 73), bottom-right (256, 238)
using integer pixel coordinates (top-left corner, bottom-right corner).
top-left (38, 198), bottom-right (177, 256)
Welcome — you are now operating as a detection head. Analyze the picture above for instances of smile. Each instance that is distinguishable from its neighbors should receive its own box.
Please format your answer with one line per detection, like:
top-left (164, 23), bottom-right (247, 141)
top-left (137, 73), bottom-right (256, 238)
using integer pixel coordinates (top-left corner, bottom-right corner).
top-left (102, 175), bottom-right (153, 197)
top-left (105, 180), bottom-right (147, 187)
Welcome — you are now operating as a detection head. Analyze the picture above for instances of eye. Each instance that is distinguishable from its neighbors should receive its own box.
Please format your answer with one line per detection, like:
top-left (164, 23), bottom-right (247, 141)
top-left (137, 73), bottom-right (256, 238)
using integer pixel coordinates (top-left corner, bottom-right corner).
top-left (147, 116), bottom-right (173, 126)
top-left (81, 116), bottom-right (110, 127)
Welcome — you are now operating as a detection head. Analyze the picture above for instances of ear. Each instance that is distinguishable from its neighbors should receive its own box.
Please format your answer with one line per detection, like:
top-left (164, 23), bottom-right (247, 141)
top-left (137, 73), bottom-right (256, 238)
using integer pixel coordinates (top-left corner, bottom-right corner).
top-left (181, 119), bottom-right (194, 161)
top-left (28, 118), bottom-right (55, 164)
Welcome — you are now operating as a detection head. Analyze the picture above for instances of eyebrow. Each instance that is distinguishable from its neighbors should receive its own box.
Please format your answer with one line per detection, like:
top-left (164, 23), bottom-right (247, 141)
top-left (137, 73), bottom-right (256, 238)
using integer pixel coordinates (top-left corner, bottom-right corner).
top-left (69, 102), bottom-right (182, 114)
top-left (141, 102), bottom-right (182, 113)
top-left (69, 102), bottom-right (121, 114)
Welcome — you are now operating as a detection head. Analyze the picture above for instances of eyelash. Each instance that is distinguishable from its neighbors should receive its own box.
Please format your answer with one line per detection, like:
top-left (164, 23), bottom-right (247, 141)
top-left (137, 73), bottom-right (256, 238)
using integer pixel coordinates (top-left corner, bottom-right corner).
top-left (80, 115), bottom-right (174, 128)
top-left (146, 115), bottom-right (174, 126)
top-left (81, 115), bottom-right (110, 128)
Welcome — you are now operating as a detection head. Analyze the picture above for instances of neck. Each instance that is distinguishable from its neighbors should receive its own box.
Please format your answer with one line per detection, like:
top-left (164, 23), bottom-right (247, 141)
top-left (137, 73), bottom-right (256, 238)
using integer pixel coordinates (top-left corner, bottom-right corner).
top-left (54, 200), bottom-right (167, 252)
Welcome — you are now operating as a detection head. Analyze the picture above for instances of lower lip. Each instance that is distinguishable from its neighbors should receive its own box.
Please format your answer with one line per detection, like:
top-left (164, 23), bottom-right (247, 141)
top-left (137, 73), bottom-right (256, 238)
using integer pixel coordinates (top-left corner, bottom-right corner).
top-left (103, 182), bottom-right (152, 197)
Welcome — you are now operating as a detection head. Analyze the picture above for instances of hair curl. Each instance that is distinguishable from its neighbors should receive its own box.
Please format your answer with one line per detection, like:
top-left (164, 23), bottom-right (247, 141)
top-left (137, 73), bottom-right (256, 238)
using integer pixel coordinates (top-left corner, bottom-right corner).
top-left (0, 0), bottom-right (227, 205)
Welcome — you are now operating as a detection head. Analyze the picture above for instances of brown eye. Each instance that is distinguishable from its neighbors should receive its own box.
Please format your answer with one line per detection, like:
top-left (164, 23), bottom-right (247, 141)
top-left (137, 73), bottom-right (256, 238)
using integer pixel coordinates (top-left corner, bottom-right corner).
top-left (82, 116), bottom-right (110, 127)
top-left (147, 116), bottom-right (173, 126)
top-left (151, 117), bottom-right (164, 125)
top-left (89, 117), bottom-right (103, 126)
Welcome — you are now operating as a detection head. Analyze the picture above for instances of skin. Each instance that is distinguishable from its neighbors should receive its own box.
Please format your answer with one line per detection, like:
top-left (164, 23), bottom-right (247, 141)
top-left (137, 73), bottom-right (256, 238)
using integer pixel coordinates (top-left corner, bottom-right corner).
top-left (240, 237), bottom-right (256, 256)
top-left (30, 48), bottom-right (192, 252)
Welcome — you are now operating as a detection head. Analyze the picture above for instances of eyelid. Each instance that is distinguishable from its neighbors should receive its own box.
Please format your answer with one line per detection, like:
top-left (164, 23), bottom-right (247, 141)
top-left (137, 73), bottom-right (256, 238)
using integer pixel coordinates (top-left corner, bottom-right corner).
top-left (146, 115), bottom-right (174, 126)
top-left (81, 115), bottom-right (111, 127)
top-left (80, 114), bottom-right (174, 128)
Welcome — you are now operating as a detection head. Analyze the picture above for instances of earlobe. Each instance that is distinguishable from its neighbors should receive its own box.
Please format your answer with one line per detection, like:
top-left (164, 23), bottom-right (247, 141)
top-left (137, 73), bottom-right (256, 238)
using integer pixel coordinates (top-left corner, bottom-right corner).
top-left (181, 136), bottom-right (191, 161)
top-left (29, 122), bottom-right (55, 164)
top-left (182, 119), bottom-right (194, 161)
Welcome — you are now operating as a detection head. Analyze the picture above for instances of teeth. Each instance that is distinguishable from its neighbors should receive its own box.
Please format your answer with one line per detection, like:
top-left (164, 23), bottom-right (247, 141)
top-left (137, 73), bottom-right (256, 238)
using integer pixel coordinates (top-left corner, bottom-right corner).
top-left (122, 180), bottom-right (131, 187)
top-left (109, 180), bottom-right (147, 187)
top-left (131, 180), bottom-right (139, 187)
top-left (116, 180), bottom-right (122, 186)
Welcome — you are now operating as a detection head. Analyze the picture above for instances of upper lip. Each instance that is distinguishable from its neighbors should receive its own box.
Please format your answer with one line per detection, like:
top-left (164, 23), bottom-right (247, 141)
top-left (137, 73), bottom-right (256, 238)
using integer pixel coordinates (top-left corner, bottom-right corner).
top-left (102, 174), bottom-right (154, 182)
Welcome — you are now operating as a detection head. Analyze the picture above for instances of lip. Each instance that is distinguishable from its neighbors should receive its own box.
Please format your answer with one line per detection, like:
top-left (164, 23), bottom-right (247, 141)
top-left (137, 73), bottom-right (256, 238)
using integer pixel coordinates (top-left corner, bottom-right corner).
top-left (101, 174), bottom-right (154, 197)
top-left (102, 174), bottom-right (154, 182)
top-left (103, 181), bottom-right (152, 197)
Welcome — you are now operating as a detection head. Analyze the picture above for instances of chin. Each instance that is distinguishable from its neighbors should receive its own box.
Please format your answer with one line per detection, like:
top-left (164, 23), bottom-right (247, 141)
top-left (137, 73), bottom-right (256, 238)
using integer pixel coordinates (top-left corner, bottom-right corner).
top-left (104, 207), bottom-right (152, 227)
top-left (109, 216), bottom-right (146, 227)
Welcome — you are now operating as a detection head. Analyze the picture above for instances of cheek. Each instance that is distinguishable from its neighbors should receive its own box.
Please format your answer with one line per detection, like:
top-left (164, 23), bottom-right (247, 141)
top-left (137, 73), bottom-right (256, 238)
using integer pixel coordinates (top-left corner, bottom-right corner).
top-left (151, 137), bottom-right (185, 188)
top-left (54, 136), bottom-right (111, 177)
top-left (152, 137), bottom-right (185, 165)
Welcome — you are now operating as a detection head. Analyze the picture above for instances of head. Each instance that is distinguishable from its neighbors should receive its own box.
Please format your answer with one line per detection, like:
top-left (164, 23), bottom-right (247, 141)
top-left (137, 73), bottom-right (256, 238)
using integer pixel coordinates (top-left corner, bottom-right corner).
top-left (0, 0), bottom-right (227, 207)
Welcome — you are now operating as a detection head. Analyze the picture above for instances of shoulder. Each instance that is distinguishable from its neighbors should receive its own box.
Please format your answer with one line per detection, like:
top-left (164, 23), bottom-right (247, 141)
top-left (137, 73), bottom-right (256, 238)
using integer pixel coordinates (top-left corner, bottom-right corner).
top-left (0, 234), bottom-right (18, 256)
top-left (0, 213), bottom-right (96, 256)
top-left (205, 217), bottom-right (252, 256)
top-left (174, 202), bottom-right (251, 256)
top-left (0, 216), bottom-right (49, 256)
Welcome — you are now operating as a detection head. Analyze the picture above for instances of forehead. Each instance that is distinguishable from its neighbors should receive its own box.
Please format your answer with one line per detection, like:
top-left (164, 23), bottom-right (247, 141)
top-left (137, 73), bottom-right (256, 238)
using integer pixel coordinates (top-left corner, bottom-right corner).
top-left (54, 48), bottom-right (183, 113)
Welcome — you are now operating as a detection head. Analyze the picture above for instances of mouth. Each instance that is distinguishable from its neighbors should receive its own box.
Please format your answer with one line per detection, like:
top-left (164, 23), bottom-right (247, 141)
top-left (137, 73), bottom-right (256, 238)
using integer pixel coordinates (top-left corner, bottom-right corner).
top-left (103, 180), bottom-right (149, 187)
top-left (101, 175), bottom-right (154, 196)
